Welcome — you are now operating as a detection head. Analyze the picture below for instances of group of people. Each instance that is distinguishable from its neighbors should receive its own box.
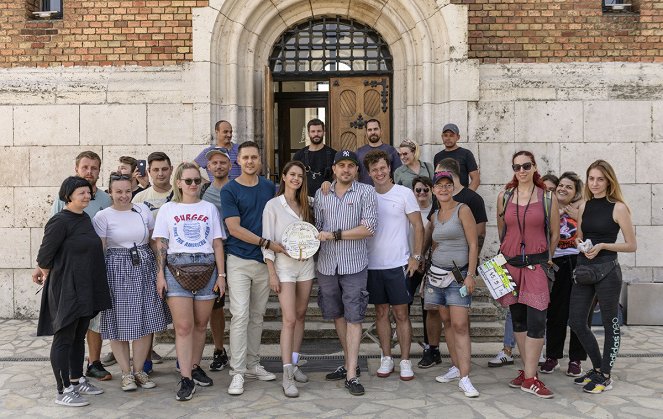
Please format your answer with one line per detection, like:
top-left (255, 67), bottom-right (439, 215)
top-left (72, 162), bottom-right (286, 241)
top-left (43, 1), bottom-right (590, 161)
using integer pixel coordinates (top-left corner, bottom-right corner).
top-left (32, 117), bottom-right (636, 407)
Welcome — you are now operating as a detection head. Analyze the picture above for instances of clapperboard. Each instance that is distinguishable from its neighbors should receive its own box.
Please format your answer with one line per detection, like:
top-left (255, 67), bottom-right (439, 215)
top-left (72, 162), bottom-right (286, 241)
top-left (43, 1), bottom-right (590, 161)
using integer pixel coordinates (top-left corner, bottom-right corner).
top-left (477, 254), bottom-right (517, 300)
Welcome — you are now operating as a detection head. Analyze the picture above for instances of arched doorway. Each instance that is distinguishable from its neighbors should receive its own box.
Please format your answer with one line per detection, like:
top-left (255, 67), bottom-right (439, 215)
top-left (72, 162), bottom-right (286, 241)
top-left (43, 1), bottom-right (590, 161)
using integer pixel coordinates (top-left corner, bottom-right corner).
top-left (266, 16), bottom-right (394, 180)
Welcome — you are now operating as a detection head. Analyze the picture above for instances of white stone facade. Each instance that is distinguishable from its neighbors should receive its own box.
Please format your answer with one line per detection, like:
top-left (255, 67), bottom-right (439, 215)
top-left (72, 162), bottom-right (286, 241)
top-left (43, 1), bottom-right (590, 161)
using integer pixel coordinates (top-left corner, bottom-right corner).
top-left (0, 0), bottom-right (661, 317)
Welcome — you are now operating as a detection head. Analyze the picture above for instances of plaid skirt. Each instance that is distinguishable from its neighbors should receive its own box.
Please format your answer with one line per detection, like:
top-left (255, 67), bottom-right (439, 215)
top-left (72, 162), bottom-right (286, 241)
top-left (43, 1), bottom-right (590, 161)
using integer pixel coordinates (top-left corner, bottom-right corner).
top-left (100, 244), bottom-right (172, 341)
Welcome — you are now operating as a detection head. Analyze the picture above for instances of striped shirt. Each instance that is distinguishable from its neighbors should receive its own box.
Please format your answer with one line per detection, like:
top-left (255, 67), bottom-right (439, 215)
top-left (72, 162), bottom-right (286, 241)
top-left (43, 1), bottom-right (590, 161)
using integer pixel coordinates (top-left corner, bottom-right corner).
top-left (194, 141), bottom-right (241, 180)
top-left (314, 180), bottom-right (378, 275)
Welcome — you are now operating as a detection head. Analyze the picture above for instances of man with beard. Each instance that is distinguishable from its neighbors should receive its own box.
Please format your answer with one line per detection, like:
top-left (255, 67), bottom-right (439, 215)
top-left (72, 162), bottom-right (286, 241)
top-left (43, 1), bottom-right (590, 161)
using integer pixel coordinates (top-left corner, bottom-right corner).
top-left (195, 120), bottom-right (241, 181)
top-left (315, 150), bottom-right (378, 396)
top-left (292, 118), bottom-right (336, 197)
top-left (432, 123), bottom-right (480, 191)
top-left (356, 119), bottom-right (401, 186)
top-left (200, 147), bottom-right (231, 373)
top-left (47, 151), bottom-right (113, 384)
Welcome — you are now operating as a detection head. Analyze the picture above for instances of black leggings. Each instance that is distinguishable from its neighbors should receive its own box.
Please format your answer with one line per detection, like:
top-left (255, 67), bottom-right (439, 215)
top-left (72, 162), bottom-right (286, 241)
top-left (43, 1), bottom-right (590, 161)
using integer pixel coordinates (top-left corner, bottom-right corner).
top-left (51, 316), bottom-right (90, 392)
top-left (569, 264), bottom-right (622, 375)
top-left (510, 303), bottom-right (547, 339)
top-left (546, 255), bottom-right (587, 361)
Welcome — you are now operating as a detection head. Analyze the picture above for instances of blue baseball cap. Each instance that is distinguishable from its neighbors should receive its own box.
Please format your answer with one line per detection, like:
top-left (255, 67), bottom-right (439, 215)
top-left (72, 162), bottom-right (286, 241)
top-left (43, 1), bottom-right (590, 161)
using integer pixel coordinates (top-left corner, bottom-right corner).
top-left (333, 150), bottom-right (359, 166)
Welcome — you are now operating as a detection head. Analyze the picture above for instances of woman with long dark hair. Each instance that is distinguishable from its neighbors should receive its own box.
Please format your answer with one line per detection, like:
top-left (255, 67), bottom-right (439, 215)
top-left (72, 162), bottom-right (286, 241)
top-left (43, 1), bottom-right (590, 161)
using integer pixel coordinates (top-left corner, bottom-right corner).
top-left (540, 172), bottom-right (587, 377)
top-left (93, 173), bottom-right (170, 392)
top-left (34, 176), bottom-right (112, 407)
top-left (569, 160), bottom-right (636, 394)
top-left (496, 151), bottom-right (559, 399)
top-left (262, 160), bottom-right (314, 398)
top-left (153, 162), bottom-right (226, 401)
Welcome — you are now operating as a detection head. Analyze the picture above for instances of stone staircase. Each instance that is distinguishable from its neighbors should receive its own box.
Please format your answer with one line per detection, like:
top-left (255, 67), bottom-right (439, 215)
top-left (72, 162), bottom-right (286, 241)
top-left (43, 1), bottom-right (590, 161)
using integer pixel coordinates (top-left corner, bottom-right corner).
top-left (158, 283), bottom-right (506, 344)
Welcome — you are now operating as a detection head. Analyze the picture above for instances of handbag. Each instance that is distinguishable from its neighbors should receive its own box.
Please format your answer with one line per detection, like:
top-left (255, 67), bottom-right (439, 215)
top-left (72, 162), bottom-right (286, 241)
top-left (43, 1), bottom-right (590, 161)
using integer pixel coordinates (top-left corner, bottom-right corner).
top-left (426, 265), bottom-right (455, 289)
top-left (572, 260), bottom-right (619, 286)
top-left (167, 263), bottom-right (216, 292)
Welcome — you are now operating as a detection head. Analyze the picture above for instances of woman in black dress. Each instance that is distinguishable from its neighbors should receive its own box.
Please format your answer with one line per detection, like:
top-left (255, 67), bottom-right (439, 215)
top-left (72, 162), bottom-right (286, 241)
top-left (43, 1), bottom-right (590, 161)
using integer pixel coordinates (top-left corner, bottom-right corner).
top-left (33, 176), bottom-right (112, 407)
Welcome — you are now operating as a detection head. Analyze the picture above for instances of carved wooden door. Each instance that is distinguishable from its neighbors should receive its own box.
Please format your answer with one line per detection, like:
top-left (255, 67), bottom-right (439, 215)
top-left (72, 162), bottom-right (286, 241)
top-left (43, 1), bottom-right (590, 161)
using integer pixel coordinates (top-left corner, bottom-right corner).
top-left (329, 76), bottom-right (390, 151)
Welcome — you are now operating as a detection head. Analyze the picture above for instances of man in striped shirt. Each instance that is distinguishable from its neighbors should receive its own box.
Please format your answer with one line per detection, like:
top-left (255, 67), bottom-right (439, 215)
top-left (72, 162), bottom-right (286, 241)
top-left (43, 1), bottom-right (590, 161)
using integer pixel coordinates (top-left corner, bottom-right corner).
top-left (314, 150), bottom-right (378, 396)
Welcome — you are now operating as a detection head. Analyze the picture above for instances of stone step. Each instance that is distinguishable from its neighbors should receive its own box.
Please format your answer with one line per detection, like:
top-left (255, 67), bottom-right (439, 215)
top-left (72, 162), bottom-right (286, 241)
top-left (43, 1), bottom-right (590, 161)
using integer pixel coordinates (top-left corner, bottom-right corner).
top-left (156, 320), bottom-right (505, 344)
top-left (260, 300), bottom-right (504, 323)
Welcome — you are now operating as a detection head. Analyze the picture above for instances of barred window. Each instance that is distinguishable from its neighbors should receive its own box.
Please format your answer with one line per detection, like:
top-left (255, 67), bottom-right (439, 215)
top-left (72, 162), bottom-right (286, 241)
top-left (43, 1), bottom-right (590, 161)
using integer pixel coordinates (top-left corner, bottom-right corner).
top-left (270, 16), bottom-right (392, 79)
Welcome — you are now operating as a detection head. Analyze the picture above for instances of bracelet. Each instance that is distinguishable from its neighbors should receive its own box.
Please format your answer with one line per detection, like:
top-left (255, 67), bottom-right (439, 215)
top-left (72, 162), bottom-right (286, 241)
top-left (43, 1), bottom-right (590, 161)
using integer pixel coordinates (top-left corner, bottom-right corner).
top-left (265, 240), bottom-right (271, 250)
top-left (333, 229), bottom-right (342, 241)
top-left (258, 238), bottom-right (266, 247)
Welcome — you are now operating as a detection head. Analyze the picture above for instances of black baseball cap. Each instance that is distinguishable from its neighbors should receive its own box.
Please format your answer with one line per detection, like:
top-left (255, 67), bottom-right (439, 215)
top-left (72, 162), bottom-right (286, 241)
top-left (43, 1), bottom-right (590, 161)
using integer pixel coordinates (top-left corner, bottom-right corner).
top-left (333, 150), bottom-right (359, 165)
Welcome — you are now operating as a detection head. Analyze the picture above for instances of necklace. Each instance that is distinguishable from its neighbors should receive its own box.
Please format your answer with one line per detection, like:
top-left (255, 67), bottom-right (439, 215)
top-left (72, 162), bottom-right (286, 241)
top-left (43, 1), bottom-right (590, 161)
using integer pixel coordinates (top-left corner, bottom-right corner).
top-left (515, 185), bottom-right (535, 261)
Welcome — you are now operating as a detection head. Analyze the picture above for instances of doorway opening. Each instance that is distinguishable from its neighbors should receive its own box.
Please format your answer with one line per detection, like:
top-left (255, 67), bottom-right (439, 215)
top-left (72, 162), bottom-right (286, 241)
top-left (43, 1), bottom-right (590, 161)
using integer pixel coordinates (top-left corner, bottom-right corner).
top-left (267, 16), bottom-right (393, 181)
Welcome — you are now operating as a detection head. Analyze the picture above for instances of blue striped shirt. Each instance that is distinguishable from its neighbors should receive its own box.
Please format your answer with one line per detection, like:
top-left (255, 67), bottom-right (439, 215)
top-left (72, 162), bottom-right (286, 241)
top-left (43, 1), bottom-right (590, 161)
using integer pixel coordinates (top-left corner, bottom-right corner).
top-left (314, 181), bottom-right (378, 275)
top-left (194, 141), bottom-right (241, 180)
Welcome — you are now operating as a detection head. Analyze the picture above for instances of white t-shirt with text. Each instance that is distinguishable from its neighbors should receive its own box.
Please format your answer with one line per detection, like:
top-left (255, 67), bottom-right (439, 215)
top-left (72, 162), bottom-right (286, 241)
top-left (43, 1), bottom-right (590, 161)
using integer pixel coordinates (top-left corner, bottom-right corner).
top-left (152, 200), bottom-right (226, 254)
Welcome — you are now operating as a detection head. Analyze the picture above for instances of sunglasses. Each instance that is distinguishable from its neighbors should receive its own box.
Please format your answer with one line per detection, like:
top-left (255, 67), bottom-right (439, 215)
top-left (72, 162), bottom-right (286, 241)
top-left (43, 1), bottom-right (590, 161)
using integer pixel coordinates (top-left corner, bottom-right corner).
top-left (182, 178), bottom-right (202, 185)
top-left (512, 162), bottom-right (533, 172)
top-left (415, 187), bottom-right (430, 194)
top-left (110, 174), bottom-right (131, 181)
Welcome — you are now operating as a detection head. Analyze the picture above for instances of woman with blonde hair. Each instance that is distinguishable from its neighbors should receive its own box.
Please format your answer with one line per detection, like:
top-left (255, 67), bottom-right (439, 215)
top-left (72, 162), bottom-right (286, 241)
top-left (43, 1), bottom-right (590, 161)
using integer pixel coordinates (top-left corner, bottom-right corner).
top-left (394, 139), bottom-right (434, 188)
top-left (153, 162), bottom-right (226, 401)
top-left (262, 160), bottom-right (314, 398)
top-left (569, 160), bottom-right (636, 394)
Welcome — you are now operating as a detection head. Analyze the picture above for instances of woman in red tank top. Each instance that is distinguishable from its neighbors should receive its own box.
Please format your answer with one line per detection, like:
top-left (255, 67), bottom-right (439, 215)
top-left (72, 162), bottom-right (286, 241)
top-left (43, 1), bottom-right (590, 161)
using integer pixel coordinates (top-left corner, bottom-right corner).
top-left (496, 151), bottom-right (559, 399)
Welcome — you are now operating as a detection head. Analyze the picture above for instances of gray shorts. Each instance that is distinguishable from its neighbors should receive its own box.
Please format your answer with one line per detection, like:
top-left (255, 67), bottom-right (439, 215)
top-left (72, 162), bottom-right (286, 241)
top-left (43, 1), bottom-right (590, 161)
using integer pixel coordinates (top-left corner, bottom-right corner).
top-left (317, 268), bottom-right (368, 324)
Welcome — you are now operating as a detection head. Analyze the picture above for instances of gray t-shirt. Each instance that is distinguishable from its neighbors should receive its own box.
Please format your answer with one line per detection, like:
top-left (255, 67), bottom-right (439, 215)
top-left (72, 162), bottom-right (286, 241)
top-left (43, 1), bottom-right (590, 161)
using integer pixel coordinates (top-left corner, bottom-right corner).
top-left (431, 203), bottom-right (468, 269)
top-left (202, 183), bottom-right (223, 217)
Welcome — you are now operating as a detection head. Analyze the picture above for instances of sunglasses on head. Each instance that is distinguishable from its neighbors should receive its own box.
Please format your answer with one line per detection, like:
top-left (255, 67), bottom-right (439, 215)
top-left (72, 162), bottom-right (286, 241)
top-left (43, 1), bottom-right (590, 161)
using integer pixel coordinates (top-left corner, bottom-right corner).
top-left (182, 178), bottom-right (202, 185)
top-left (512, 162), bottom-right (533, 172)
top-left (415, 187), bottom-right (430, 194)
top-left (110, 174), bottom-right (131, 181)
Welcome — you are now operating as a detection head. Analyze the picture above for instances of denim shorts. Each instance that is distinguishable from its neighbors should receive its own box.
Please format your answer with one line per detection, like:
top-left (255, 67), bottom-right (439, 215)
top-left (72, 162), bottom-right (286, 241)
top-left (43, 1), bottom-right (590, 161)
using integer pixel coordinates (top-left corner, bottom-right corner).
top-left (423, 274), bottom-right (471, 309)
top-left (165, 253), bottom-right (217, 301)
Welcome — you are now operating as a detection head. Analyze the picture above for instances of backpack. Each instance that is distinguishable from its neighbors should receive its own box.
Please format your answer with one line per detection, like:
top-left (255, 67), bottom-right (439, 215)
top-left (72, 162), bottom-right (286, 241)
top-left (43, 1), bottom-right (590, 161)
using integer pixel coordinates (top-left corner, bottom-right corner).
top-left (499, 187), bottom-right (553, 249)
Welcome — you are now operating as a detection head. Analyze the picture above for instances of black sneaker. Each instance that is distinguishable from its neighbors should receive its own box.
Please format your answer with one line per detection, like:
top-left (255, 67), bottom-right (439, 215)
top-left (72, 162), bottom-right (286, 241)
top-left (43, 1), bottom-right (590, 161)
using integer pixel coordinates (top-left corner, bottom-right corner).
top-left (418, 347), bottom-right (441, 369)
top-left (86, 360), bottom-right (112, 381)
top-left (325, 365), bottom-right (362, 381)
top-left (345, 377), bottom-right (365, 396)
top-left (209, 348), bottom-right (229, 371)
top-left (192, 365), bottom-right (213, 387)
top-left (574, 369), bottom-right (601, 386)
top-left (176, 377), bottom-right (196, 401)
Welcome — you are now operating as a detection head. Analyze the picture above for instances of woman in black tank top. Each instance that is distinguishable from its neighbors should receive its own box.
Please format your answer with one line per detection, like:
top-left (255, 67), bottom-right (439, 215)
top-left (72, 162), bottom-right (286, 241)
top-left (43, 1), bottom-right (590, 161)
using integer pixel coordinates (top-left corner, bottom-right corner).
top-left (568, 160), bottom-right (636, 394)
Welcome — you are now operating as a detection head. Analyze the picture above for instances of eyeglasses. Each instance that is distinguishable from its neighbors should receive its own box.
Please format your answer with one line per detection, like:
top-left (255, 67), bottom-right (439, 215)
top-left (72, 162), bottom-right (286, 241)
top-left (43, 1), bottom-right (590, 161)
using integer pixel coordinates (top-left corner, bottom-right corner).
top-left (434, 184), bottom-right (454, 190)
top-left (415, 187), bottom-right (430, 194)
top-left (182, 178), bottom-right (202, 185)
top-left (512, 162), bottom-right (533, 172)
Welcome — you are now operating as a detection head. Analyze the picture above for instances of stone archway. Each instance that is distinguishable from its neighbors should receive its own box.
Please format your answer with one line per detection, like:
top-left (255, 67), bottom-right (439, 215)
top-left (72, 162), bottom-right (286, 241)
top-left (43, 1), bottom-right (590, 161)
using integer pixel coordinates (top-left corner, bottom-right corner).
top-left (192, 0), bottom-right (479, 162)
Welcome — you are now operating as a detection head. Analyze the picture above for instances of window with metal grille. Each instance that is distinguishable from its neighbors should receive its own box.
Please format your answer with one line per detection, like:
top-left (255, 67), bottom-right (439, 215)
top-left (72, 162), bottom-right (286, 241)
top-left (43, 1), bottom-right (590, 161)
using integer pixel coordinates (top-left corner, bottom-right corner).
top-left (269, 16), bottom-right (392, 79)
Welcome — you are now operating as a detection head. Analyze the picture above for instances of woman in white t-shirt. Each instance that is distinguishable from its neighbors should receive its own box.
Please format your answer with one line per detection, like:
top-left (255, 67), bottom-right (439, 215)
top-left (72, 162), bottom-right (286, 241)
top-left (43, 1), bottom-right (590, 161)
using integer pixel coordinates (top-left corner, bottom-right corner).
top-left (262, 161), bottom-right (314, 398)
top-left (93, 173), bottom-right (170, 392)
top-left (153, 162), bottom-right (226, 402)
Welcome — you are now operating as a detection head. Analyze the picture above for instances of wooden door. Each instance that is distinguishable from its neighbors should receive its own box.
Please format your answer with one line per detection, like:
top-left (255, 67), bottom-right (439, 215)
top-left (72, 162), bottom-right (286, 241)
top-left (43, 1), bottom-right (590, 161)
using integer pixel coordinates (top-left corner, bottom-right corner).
top-left (329, 76), bottom-right (390, 151)
top-left (263, 66), bottom-right (275, 180)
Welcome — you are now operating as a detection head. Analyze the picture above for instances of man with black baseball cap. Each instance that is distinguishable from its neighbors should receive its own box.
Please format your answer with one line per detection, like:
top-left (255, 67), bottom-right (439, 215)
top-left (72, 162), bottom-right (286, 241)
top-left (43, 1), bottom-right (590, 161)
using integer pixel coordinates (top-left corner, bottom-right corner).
top-left (433, 123), bottom-right (480, 191)
top-left (314, 149), bottom-right (378, 396)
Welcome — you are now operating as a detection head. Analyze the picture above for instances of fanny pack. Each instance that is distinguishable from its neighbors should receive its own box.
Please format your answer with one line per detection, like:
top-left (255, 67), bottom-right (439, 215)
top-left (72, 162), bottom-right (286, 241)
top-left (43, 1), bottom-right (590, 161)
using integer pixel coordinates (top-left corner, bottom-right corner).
top-left (506, 251), bottom-right (558, 281)
top-left (167, 262), bottom-right (215, 292)
top-left (426, 265), bottom-right (455, 289)
top-left (573, 260), bottom-right (619, 286)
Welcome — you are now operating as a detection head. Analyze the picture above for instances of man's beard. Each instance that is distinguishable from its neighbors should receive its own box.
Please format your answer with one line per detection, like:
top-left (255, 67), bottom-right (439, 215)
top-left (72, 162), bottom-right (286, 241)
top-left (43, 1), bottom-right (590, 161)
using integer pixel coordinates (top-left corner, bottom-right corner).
top-left (310, 135), bottom-right (323, 145)
top-left (368, 135), bottom-right (380, 144)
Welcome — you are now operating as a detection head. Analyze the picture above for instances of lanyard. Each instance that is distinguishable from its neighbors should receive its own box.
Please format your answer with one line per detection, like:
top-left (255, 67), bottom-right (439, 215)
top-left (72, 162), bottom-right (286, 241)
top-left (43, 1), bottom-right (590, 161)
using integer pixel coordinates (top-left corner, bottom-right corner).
top-left (515, 186), bottom-right (535, 261)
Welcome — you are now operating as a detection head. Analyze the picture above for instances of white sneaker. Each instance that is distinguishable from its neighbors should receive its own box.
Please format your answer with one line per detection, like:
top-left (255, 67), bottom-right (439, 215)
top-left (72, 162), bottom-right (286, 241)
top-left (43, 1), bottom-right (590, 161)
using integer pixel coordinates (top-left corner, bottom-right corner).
top-left (121, 374), bottom-right (137, 391)
top-left (228, 374), bottom-right (244, 395)
top-left (488, 350), bottom-right (514, 367)
top-left (459, 376), bottom-right (480, 398)
top-left (245, 365), bottom-right (276, 381)
top-left (435, 365), bottom-right (460, 383)
top-left (399, 359), bottom-right (414, 381)
top-left (377, 356), bottom-right (394, 378)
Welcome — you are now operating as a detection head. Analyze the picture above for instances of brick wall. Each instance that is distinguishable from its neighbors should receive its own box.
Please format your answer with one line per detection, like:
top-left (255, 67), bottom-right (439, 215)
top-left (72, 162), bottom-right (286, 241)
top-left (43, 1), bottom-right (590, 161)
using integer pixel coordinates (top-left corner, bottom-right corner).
top-left (0, 0), bottom-right (208, 67)
top-left (452, 0), bottom-right (663, 63)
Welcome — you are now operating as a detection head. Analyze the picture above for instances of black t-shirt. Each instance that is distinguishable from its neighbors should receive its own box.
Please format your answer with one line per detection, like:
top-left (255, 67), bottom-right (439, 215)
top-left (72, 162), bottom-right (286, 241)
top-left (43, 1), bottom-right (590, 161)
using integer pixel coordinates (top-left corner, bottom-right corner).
top-left (433, 147), bottom-right (478, 187)
top-left (292, 145), bottom-right (337, 197)
top-left (453, 187), bottom-right (488, 224)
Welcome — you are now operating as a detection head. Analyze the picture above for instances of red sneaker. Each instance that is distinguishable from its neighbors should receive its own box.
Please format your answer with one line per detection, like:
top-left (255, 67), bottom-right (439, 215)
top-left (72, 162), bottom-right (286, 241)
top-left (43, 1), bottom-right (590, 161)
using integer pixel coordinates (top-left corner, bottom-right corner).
top-left (521, 377), bottom-right (554, 398)
top-left (508, 370), bottom-right (525, 388)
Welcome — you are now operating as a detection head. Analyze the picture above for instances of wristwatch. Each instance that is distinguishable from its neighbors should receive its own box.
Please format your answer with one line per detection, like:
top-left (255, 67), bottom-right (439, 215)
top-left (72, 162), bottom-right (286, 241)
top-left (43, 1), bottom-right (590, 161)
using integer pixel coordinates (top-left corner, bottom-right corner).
top-left (218, 273), bottom-right (227, 277)
top-left (412, 254), bottom-right (422, 262)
